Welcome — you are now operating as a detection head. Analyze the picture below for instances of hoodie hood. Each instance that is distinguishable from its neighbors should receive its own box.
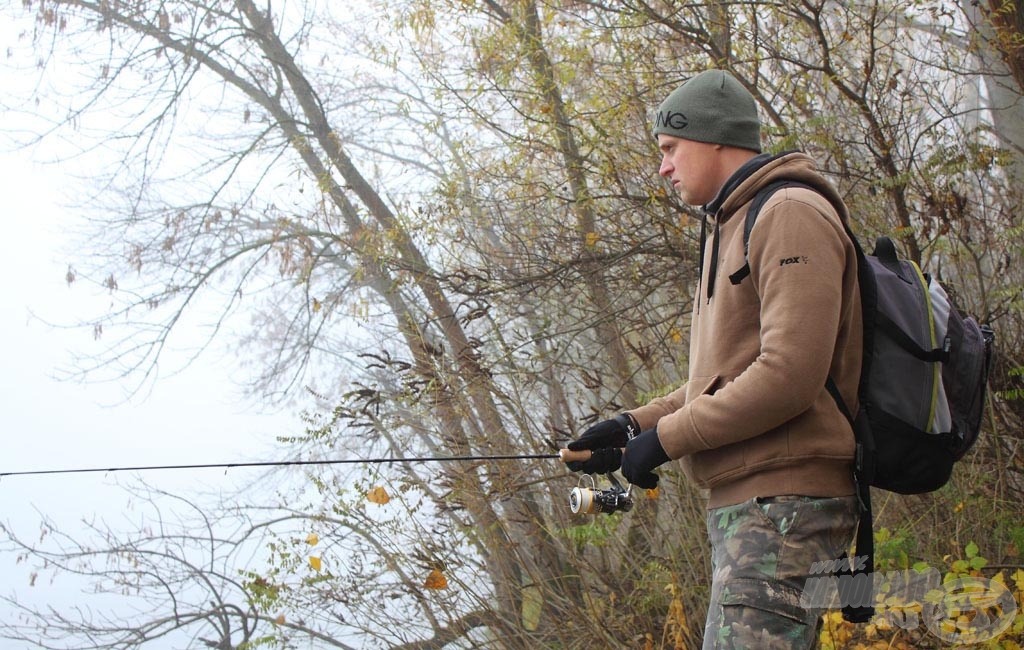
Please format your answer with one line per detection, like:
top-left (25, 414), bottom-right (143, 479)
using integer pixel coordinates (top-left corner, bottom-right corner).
top-left (706, 151), bottom-right (850, 224)
top-left (697, 150), bottom-right (850, 304)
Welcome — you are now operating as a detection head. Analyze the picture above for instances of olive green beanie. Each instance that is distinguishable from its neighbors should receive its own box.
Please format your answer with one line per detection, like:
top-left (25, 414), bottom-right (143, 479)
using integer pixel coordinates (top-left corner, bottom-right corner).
top-left (652, 69), bottom-right (761, 152)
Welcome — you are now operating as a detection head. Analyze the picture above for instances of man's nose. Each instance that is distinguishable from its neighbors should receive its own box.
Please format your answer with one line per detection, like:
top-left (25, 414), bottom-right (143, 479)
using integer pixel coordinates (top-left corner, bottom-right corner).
top-left (659, 157), bottom-right (672, 177)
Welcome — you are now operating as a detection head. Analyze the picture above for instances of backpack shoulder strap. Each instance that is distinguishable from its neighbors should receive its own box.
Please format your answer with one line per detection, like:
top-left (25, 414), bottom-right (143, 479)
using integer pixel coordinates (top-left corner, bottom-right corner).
top-left (728, 180), bottom-right (814, 286)
top-left (828, 380), bottom-right (877, 623)
top-left (840, 487), bottom-right (876, 623)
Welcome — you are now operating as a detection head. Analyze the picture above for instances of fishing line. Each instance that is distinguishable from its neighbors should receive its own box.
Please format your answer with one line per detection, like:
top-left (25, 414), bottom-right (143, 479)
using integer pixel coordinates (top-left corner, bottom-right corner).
top-left (0, 453), bottom-right (562, 479)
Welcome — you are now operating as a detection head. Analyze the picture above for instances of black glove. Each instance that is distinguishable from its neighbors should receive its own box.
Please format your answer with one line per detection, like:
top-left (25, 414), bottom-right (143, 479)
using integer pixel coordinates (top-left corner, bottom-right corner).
top-left (567, 413), bottom-right (639, 452)
top-left (621, 427), bottom-right (670, 489)
top-left (565, 413), bottom-right (640, 474)
top-left (566, 447), bottom-right (623, 474)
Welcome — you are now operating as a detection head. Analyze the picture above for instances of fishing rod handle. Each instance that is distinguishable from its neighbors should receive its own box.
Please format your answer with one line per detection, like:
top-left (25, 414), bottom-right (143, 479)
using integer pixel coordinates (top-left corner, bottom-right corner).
top-left (558, 448), bottom-right (591, 463)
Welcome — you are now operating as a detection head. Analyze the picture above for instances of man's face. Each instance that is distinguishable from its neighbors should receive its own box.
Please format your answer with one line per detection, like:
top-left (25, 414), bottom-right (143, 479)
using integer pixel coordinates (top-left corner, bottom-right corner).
top-left (657, 134), bottom-right (721, 206)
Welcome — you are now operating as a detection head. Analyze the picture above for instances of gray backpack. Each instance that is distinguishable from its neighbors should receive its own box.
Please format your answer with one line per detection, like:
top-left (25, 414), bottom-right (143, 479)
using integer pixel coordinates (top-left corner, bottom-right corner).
top-left (844, 235), bottom-right (995, 493)
top-left (731, 180), bottom-right (996, 622)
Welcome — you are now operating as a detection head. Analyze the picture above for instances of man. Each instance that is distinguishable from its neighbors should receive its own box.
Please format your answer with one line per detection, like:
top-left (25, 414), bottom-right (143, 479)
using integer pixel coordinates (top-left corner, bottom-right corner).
top-left (564, 69), bottom-right (863, 648)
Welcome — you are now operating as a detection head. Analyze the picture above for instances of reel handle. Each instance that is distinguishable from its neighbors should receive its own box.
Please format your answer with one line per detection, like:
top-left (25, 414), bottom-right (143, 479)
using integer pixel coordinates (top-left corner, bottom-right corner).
top-left (558, 448), bottom-right (591, 464)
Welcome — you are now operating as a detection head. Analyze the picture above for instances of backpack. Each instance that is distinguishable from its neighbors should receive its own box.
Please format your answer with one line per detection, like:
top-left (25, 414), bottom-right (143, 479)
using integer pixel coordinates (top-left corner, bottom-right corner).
top-left (730, 180), bottom-right (996, 623)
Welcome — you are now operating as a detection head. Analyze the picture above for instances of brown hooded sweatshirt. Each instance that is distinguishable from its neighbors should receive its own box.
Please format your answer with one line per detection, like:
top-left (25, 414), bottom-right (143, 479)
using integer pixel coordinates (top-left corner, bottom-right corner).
top-left (628, 151), bottom-right (862, 508)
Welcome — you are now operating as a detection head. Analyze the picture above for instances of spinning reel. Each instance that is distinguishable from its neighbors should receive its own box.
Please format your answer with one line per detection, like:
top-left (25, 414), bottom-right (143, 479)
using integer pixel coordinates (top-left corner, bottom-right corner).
top-left (559, 448), bottom-right (634, 515)
top-left (568, 472), bottom-right (633, 515)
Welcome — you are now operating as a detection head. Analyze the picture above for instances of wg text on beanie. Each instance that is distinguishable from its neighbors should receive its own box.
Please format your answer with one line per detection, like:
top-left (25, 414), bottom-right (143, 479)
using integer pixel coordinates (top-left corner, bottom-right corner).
top-left (652, 69), bottom-right (761, 153)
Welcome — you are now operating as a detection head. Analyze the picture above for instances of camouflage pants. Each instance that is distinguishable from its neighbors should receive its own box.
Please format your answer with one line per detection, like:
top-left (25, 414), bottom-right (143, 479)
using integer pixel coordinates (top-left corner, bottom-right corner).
top-left (702, 495), bottom-right (859, 650)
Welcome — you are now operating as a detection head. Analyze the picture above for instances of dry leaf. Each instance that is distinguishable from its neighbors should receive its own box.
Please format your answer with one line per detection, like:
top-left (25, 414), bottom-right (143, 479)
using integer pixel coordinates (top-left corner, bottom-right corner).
top-left (521, 583), bottom-right (542, 631)
top-left (423, 568), bottom-right (447, 590)
top-left (645, 487), bottom-right (659, 500)
top-left (366, 486), bottom-right (390, 505)
top-left (309, 556), bottom-right (322, 572)
top-left (274, 613), bottom-right (286, 625)
top-left (306, 533), bottom-right (319, 546)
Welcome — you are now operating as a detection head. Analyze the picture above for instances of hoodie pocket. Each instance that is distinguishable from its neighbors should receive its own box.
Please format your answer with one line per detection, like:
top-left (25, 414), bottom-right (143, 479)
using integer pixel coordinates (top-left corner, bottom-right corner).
top-left (680, 375), bottom-right (726, 484)
top-left (687, 374), bottom-right (721, 403)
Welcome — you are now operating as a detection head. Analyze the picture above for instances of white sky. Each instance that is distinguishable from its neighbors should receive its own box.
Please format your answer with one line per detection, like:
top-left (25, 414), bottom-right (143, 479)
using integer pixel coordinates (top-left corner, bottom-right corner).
top-left (0, 11), bottom-right (332, 633)
top-left (0, 144), bottom-right (298, 466)
top-left (0, 5), bottom-right (304, 503)
top-left (0, 146), bottom-right (300, 612)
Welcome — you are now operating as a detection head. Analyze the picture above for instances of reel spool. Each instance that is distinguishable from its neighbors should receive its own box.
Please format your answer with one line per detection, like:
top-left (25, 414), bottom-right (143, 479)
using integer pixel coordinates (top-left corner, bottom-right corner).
top-left (569, 475), bottom-right (597, 514)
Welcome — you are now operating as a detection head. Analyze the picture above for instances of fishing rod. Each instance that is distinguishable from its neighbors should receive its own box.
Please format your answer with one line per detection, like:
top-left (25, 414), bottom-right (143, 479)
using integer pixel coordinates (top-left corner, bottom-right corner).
top-left (1, 448), bottom-right (634, 515)
top-left (0, 453), bottom-right (561, 478)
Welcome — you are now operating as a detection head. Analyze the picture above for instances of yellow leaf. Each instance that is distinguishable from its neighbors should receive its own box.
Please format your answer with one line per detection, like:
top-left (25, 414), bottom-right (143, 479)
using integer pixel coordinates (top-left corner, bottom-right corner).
top-left (312, 297), bottom-right (321, 312)
top-left (366, 486), bottom-right (391, 505)
top-left (424, 568), bottom-right (447, 590)
top-left (306, 533), bottom-right (319, 546)
top-left (274, 613), bottom-right (286, 625)
top-left (584, 231), bottom-right (600, 248)
top-left (309, 556), bottom-right (322, 572)
top-left (669, 327), bottom-right (683, 344)
top-left (645, 487), bottom-right (659, 500)
top-left (521, 583), bottom-right (543, 631)
top-left (1012, 568), bottom-right (1024, 590)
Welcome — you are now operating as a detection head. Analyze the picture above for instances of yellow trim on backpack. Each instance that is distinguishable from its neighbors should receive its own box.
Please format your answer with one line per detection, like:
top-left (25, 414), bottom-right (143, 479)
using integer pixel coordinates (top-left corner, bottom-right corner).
top-left (909, 260), bottom-right (941, 432)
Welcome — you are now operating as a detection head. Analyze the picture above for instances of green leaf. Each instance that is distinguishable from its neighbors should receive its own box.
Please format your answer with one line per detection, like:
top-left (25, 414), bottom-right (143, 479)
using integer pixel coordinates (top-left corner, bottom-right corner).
top-left (965, 541), bottom-right (979, 559)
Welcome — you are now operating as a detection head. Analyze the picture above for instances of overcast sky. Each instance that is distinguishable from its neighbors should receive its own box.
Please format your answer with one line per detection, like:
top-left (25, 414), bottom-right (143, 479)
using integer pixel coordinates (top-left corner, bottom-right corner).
top-left (0, 135), bottom-right (304, 463)
top-left (0, 16), bottom-right (333, 637)
top-left (0, 144), bottom-right (302, 613)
